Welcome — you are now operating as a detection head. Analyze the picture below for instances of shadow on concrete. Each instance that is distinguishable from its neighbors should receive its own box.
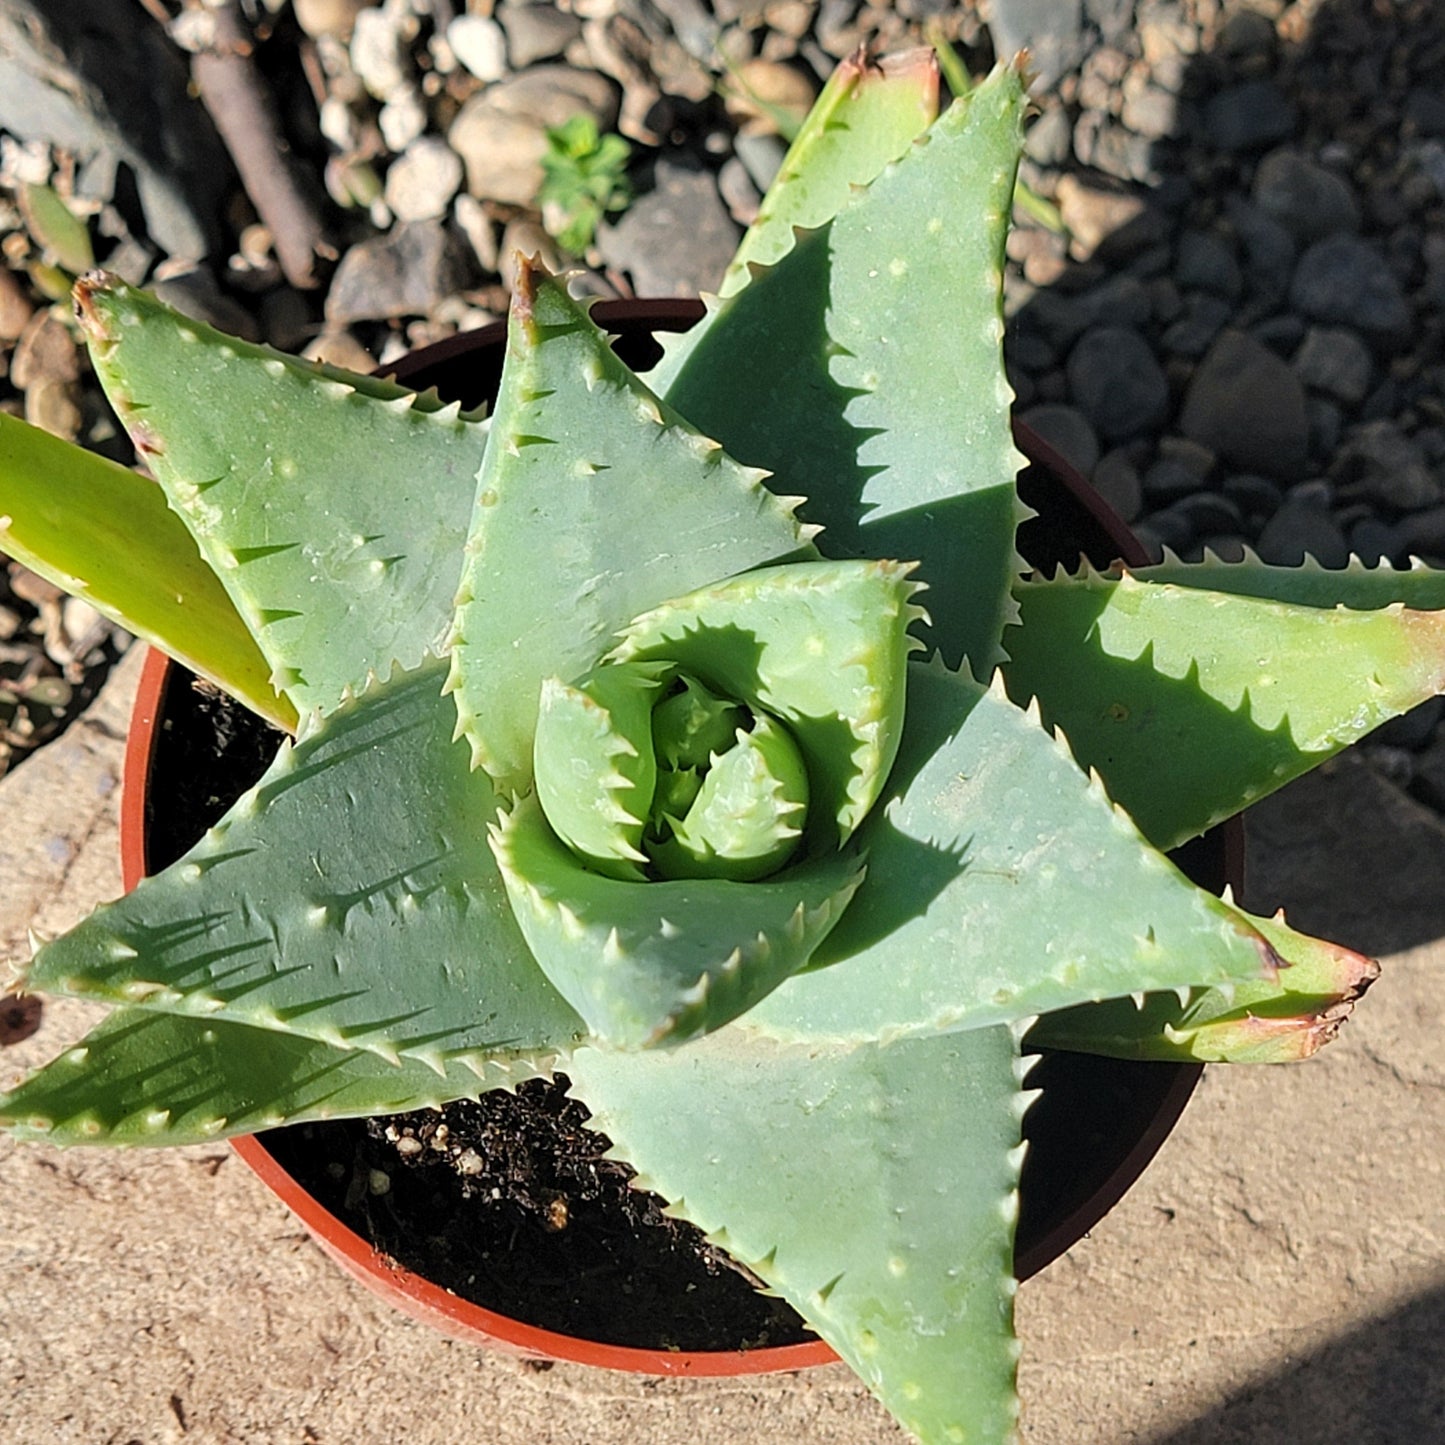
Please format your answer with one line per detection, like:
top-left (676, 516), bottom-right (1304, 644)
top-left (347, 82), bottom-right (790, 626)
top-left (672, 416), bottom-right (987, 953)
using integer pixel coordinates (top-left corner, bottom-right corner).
top-left (1147, 1279), bottom-right (1445, 1444)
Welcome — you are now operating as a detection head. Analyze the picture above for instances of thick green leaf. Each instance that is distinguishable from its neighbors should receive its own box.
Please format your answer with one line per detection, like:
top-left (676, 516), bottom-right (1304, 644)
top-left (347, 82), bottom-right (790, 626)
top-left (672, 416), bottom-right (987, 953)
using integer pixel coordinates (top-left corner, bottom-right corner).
top-left (1027, 908), bottom-right (1380, 1064)
top-left (21, 184), bottom-right (93, 273)
top-left (0, 1006), bottom-right (510, 1146)
top-left (609, 559), bottom-right (922, 845)
top-left (718, 48), bottom-right (939, 299)
top-left (744, 660), bottom-right (1288, 1046)
top-left (77, 275), bottom-right (487, 718)
top-left (652, 48), bottom-right (937, 377)
top-left (492, 791), bottom-right (863, 1048)
top-left (658, 64), bottom-right (1028, 677)
top-left (0, 412), bottom-right (294, 730)
top-left (23, 660), bottom-right (585, 1074)
top-left (1005, 566), bottom-right (1445, 850)
top-left (447, 262), bottom-right (812, 794)
top-left (570, 1024), bottom-right (1028, 1444)
top-left (533, 660), bottom-right (667, 880)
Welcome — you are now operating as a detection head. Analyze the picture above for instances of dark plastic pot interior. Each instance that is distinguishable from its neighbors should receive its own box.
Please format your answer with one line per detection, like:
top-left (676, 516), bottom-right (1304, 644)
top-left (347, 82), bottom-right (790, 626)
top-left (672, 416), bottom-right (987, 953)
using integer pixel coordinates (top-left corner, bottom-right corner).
top-left (120, 300), bottom-right (1237, 1374)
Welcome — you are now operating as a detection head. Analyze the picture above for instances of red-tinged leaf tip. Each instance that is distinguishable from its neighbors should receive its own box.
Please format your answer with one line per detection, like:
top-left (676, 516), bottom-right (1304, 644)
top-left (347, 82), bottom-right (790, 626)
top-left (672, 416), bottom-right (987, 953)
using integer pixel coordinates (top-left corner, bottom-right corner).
top-left (72, 269), bottom-right (118, 343)
top-left (1318, 940), bottom-right (1382, 999)
top-left (511, 252), bottom-right (543, 325)
top-left (1212, 991), bottom-right (1372, 1062)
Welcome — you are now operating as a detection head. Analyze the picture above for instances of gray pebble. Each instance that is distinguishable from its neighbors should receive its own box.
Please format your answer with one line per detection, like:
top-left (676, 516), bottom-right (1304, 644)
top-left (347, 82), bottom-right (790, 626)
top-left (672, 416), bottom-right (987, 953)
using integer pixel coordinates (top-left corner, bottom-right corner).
top-left (1085, 0), bottom-right (1135, 45)
top-left (1121, 84), bottom-right (1177, 141)
top-left (1394, 506), bottom-right (1445, 557)
top-left (1223, 195), bottom-right (1296, 303)
top-left (1252, 149), bottom-right (1361, 242)
top-left (1248, 316), bottom-right (1304, 359)
top-left (1408, 736), bottom-right (1445, 807)
top-left (1290, 234), bottom-right (1411, 346)
top-left (384, 138), bottom-right (463, 224)
top-left (1349, 516), bottom-right (1396, 565)
top-left (1406, 88), bottom-right (1445, 139)
top-left (1074, 114), bottom-right (1156, 185)
top-left (1222, 473), bottom-right (1284, 516)
top-left (733, 132), bottom-right (786, 195)
top-left (1286, 478), bottom-right (1334, 510)
top-left (1135, 506), bottom-right (1194, 554)
top-left (1333, 420), bottom-right (1442, 511)
top-left (1019, 404), bottom-right (1100, 475)
top-left (325, 220), bottom-right (473, 323)
top-left (1161, 293), bottom-right (1232, 358)
top-left (1143, 457), bottom-right (1208, 503)
top-left (1306, 397), bottom-right (1344, 460)
top-left (1169, 490), bottom-right (1245, 536)
top-left (1147, 276), bottom-right (1184, 324)
top-left (1255, 499), bottom-right (1350, 567)
top-left (986, 0), bottom-right (1086, 92)
top-left (1067, 326), bottom-right (1171, 442)
top-left (497, 2), bottom-right (583, 68)
top-left (1218, 8), bottom-right (1276, 61)
top-left (1158, 434), bottom-right (1216, 479)
top-left (1092, 448), bottom-right (1143, 523)
top-left (1011, 290), bottom-right (1088, 363)
top-left (1179, 328), bottom-right (1310, 481)
top-left (1293, 325), bottom-right (1373, 406)
top-left (1175, 229), bottom-right (1242, 299)
top-left (1024, 104), bottom-right (1074, 167)
top-left (1204, 80), bottom-right (1296, 152)
top-left (596, 157), bottom-right (740, 297)
top-left (448, 67), bottom-right (621, 209)
top-left (717, 156), bottom-right (760, 226)
top-left (1073, 274), bottom-right (1153, 331)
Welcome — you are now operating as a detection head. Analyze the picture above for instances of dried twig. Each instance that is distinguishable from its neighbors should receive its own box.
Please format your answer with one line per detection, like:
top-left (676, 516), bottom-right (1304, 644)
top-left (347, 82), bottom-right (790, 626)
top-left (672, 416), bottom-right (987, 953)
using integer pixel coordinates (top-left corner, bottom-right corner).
top-left (188, 0), bottom-right (332, 290)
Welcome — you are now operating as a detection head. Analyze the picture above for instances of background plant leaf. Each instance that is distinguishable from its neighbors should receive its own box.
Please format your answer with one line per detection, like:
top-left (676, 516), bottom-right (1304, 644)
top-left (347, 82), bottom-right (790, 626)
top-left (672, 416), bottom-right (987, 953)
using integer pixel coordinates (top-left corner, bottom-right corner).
top-left (0, 411), bottom-right (293, 730)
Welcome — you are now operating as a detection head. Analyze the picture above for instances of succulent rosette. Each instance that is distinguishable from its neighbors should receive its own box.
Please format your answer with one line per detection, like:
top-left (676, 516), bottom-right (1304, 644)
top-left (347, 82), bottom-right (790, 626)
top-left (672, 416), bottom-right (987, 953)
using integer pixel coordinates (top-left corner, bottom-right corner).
top-left (1, 54), bottom-right (1440, 1445)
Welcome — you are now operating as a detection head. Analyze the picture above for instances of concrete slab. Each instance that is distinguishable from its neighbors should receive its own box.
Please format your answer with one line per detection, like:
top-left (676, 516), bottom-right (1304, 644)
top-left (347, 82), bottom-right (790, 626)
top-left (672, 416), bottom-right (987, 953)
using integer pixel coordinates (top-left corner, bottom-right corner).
top-left (3, 660), bottom-right (1443, 1444)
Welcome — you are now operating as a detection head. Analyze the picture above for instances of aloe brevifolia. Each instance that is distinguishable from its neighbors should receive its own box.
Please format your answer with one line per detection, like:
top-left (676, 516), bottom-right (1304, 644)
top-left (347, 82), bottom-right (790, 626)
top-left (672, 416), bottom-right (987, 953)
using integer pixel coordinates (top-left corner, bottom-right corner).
top-left (0, 49), bottom-right (1437, 1443)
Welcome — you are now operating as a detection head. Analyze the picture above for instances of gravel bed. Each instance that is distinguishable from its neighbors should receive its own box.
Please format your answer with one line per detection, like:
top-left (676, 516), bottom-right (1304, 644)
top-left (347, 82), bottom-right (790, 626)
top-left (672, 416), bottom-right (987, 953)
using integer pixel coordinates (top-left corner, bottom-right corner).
top-left (0, 0), bottom-right (1441, 794)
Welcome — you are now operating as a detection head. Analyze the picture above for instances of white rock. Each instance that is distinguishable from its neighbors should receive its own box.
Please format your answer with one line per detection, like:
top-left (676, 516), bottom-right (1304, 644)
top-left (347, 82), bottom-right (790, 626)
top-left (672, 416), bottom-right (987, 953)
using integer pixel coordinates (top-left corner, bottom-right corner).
top-left (378, 85), bottom-right (428, 153)
top-left (385, 137), bottom-right (464, 223)
top-left (351, 5), bottom-right (411, 99)
top-left (318, 95), bottom-right (358, 152)
top-left (448, 15), bottom-right (508, 83)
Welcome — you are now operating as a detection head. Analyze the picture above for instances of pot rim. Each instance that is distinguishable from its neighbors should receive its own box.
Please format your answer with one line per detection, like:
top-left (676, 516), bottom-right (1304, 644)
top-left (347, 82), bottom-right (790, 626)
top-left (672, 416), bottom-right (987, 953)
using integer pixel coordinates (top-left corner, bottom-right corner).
top-left (118, 300), bottom-right (1222, 1376)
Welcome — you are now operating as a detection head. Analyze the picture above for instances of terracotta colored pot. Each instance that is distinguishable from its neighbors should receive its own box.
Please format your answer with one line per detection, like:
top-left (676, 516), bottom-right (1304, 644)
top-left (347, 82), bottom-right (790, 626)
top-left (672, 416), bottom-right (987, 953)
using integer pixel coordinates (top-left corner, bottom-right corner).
top-left (120, 300), bottom-right (1239, 1376)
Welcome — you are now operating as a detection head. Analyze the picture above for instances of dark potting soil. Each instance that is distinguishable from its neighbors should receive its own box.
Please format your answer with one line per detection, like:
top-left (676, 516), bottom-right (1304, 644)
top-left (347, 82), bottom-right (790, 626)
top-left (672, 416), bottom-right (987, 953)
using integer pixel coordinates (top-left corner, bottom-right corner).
top-left (264, 1081), bottom-right (810, 1350)
top-left (147, 672), bottom-right (812, 1352)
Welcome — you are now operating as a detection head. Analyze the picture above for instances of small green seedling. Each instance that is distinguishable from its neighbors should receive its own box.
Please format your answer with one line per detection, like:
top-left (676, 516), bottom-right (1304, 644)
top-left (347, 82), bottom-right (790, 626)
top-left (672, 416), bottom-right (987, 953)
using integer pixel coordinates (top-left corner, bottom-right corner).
top-left (538, 114), bottom-right (632, 254)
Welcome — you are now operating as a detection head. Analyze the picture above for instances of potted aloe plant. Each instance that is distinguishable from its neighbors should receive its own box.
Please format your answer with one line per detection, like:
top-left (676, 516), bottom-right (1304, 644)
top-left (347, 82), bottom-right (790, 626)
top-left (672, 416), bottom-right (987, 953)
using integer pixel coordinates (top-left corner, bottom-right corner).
top-left (0, 50), bottom-right (1438, 1444)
